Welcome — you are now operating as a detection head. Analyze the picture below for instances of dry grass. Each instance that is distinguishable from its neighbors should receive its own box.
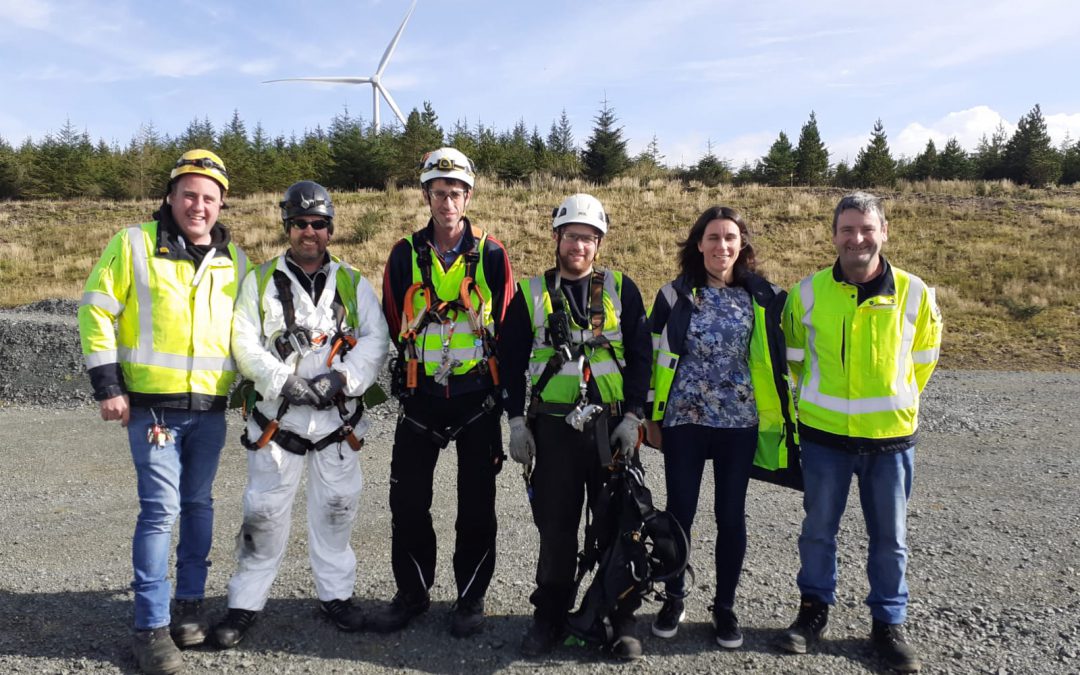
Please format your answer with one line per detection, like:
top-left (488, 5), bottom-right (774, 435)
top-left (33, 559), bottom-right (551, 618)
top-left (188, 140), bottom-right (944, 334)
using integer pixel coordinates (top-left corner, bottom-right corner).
top-left (3, 180), bottom-right (1079, 371)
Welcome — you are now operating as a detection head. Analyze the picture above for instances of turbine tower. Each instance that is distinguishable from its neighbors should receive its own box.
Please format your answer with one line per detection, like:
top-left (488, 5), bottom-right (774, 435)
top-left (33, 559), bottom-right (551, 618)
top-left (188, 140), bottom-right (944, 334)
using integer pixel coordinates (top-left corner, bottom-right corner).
top-left (264, 0), bottom-right (417, 132)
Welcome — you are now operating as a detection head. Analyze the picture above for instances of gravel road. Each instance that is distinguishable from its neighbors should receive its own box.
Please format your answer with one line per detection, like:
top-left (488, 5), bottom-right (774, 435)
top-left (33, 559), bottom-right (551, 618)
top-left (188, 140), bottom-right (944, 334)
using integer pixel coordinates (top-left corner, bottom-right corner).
top-left (1, 301), bottom-right (1078, 674)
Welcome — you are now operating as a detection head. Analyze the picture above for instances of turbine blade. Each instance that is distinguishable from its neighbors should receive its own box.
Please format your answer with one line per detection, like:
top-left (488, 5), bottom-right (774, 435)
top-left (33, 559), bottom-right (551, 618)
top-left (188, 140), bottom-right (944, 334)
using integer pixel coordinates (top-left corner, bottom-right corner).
top-left (376, 0), bottom-right (417, 76)
top-left (264, 76), bottom-right (373, 85)
top-left (377, 83), bottom-right (407, 127)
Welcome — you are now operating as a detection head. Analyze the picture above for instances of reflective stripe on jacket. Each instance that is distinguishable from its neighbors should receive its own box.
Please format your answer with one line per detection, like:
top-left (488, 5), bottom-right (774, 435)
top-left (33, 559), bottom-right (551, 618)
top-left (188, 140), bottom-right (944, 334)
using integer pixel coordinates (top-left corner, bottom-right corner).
top-left (78, 221), bottom-right (249, 406)
top-left (782, 263), bottom-right (943, 442)
top-left (521, 269), bottom-right (626, 406)
top-left (647, 273), bottom-right (799, 476)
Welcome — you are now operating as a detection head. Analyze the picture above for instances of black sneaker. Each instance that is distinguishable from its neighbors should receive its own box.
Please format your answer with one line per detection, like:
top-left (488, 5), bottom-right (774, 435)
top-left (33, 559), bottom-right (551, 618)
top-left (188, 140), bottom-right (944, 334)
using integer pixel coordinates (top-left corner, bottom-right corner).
top-left (212, 608), bottom-right (258, 649)
top-left (710, 605), bottom-right (743, 649)
top-left (520, 616), bottom-right (564, 657)
top-left (871, 619), bottom-right (922, 673)
top-left (321, 598), bottom-right (366, 632)
top-left (609, 614), bottom-right (643, 661)
top-left (450, 596), bottom-right (485, 638)
top-left (170, 598), bottom-right (208, 648)
top-left (776, 596), bottom-right (829, 654)
top-left (132, 627), bottom-right (183, 675)
top-left (366, 591), bottom-right (430, 633)
top-left (651, 598), bottom-right (686, 639)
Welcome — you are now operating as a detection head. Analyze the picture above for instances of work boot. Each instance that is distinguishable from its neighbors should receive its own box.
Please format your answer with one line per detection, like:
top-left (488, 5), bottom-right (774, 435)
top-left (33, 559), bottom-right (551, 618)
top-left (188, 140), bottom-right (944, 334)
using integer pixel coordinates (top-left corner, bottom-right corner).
top-left (609, 614), bottom-right (643, 661)
top-left (211, 608), bottom-right (258, 649)
top-left (776, 596), bottom-right (829, 654)
top-left (711, 604), bottom-right (744, 649)
top-left (450, 596), bottom-right (485, 638)
top-left (132, 627), bottom-right (183, 675)
top-left (520, 616), bottom-right (564, 657)
top-left (366, 591), bottom-right (430, 633)
top-left (320, 598), bottom-right (366, 632)
top-left (871, 619), bottom-right (922, 673)
top-left (651, 597), bottom-right (685, 639)
top-left (169, 599), bottom-right (208, 648)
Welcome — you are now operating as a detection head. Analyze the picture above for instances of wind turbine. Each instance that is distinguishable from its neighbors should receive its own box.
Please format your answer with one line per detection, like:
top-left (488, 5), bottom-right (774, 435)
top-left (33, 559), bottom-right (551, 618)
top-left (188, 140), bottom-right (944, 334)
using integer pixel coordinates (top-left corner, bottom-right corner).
top-left (264, 0), bottom-right (417, 132)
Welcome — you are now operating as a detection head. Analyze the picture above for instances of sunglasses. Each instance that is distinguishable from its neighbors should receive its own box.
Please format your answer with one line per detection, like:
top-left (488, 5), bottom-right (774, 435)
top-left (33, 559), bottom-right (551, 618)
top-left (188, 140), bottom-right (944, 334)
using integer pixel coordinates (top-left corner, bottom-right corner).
top-left (288, 219), bottom-right (332, 231)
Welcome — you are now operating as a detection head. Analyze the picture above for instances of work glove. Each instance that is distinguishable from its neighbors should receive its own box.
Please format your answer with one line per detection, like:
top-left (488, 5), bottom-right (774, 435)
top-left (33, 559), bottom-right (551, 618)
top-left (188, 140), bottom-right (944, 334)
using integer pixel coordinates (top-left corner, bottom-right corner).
top-left (309, 371), bottom-right (346, 408)
top-left (610, 414), bottom-right (643, 460)
top-left (281, 374), bottom-right (320, 406)
top-left (508, 416), bottom-right (536, 465)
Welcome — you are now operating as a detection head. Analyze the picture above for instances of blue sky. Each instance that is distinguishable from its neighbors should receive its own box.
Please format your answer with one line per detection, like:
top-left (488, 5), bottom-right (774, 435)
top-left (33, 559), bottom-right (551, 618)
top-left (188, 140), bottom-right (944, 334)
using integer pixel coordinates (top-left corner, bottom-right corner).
top-left (3, 0), bottom-right (1080, 168)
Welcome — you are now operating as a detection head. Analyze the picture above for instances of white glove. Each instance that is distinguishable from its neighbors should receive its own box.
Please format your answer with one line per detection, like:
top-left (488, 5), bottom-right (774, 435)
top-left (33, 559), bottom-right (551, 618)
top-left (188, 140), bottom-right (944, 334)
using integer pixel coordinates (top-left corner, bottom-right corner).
top-left (610, 414), bottom-right (643, 460)
top-left (508, 416), bottom-right (536, 465)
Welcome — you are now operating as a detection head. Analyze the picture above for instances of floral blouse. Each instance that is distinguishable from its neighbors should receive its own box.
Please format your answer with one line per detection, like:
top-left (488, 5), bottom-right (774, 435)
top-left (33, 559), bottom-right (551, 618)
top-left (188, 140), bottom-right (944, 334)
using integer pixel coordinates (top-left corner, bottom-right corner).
top-left (662, 285), bottom-right (758, 429)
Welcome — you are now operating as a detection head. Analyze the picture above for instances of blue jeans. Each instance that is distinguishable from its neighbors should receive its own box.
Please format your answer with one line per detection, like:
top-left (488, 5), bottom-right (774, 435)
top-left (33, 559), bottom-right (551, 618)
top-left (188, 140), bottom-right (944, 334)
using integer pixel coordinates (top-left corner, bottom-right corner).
top-left (796, 439), bottom-right (915, 624)
top-left (660, 424), bottom-right (758, 609)
top-left (127, 407), bottom-right (225, 630)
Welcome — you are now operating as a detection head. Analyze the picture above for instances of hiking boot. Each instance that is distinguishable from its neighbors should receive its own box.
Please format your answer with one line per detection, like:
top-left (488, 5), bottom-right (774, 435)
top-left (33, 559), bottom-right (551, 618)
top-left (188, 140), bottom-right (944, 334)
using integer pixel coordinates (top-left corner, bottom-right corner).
top-left (651, 597), bottom-right (685, 639)
top-left (776, 596), bottom-right (829, 654)
top-left (169, 599), bottom-right (208, 648)
top-left (366, 591), bottom-right (430, 633)
top-left (871, 619), bottom-right (922, 673)
top-left (320, 598), bottom-right (366, 632)
top-left (211, 608), bottom-right (258, 649)
top-left (450, 596), bottom-right (485, 638)
top-left (520, 616), bottom-right (563, 657)
top-left (710, 605), bottom-right (744, 649)
top-left (132, 627), bottom-right (183, 675)
top-left (609, 615), bottom-right (643, 660)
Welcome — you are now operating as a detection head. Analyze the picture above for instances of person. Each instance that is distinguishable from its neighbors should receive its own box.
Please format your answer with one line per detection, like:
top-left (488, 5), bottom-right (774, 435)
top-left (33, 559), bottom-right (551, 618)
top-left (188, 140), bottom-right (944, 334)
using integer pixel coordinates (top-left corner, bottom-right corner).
top-left (210, 181), bottom-right (388, 648)
top-left (373, 147), bottom-right (514, 638)
top-left (78, 149), bottom-right (251, 675)
top-left (501, 193), bottom-right (653, 660)
top-left (644, 206), bottom-right (800, 647)
top-left (777, 192), bottom-right (942, 673)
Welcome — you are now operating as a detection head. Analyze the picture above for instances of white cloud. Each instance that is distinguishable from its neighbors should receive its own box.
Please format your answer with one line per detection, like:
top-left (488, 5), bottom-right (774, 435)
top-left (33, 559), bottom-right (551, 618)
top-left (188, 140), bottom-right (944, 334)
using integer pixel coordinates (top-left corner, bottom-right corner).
top-left (893, 106), bottom-right (1015, 157)
top-left (1046, 113), bottom-right (1080, 147)
top-left (0, 0), bottom-right (52, 29)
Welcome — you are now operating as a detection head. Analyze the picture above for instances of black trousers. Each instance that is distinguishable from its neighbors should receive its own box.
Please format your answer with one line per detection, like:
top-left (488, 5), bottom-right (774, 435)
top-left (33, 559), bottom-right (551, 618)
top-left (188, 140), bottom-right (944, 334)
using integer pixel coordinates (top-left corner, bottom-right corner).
top-left (528, 413), bottom-right (642, 622)
top-left (388, 390), bottom-right (502, 602)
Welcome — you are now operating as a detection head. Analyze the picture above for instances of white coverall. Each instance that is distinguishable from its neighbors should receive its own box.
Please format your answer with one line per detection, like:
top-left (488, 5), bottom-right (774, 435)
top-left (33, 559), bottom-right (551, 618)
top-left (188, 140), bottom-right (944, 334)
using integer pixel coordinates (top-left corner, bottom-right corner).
top-left (227, 254), bottom-right (389, 610)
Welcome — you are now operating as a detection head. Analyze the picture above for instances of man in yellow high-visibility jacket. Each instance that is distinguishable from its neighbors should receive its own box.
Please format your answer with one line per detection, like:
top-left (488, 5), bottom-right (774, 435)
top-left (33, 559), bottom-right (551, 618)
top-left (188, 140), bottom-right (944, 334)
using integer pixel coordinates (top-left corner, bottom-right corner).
top-left (78, 149), bottom-right (250, 675)
top-left (777, 192), bottom-right (942, 673)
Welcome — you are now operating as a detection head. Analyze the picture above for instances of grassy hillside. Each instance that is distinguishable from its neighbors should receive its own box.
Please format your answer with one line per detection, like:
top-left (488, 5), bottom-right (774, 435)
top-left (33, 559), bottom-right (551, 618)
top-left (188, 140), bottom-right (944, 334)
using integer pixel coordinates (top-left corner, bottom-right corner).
top-left (1, 177), bottom-right (1077, 371)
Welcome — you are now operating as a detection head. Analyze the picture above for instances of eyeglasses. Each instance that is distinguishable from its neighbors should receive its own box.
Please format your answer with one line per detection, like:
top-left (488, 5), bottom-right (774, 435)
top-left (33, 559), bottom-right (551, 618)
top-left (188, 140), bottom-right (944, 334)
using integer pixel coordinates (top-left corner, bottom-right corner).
top-left (562, 231), bottom-right (600, 246)
top-left (288, 218), bottom-right (332, 231)
top-left (175, 156), bottom-right (229, 178)
top-left (428, 189), bottom-right (468, 202)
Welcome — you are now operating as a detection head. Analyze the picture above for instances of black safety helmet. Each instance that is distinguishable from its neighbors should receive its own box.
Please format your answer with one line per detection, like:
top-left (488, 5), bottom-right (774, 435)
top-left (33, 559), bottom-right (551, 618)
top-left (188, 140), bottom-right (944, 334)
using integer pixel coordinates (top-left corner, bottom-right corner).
top-left (280, 181), bottom-right (335, 234)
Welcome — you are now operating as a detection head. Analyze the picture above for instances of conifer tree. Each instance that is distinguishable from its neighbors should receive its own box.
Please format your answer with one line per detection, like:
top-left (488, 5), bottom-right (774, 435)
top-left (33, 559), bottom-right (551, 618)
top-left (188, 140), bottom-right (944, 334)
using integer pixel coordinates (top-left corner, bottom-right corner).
top-left (910, 139), bottom-right (938, 181)
top-left (582, 99), bottom-right (629, 184)
top-left (853, 119), bottom-right (897, 187)
top-left (973, 123), bottom-right (1010, 181)
top-left (762, 131), bottom-right (796, 186)
top-left (936, 138), bottom-right (970, 180)
top-left (1060, 137), bottom-right (1080, 185)
top-left (1003, 104), bottom-right (1062, 187)
top-left (794, 111), bottom-right (830, 185)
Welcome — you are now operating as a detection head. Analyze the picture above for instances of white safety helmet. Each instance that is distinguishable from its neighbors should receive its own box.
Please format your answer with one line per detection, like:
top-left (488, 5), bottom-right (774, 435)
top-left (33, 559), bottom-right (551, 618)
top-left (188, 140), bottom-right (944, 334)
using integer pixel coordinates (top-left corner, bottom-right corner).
top-left (419, 147), bottom-right (476, 188)
top-left (552, 193), bottom-right (608, 235)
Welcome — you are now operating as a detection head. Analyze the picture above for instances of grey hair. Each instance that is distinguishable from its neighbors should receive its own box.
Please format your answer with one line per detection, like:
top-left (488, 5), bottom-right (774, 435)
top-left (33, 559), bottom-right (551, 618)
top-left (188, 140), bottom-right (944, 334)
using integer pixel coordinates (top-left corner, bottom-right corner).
top-left (832, 191), bottom-right (886, 232)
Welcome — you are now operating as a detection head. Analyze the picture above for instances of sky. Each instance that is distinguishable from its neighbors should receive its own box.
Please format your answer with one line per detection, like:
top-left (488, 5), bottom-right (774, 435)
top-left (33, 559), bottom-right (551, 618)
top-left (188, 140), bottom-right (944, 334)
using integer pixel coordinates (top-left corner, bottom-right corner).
top-left (3, 0), bottom-right (1080, 169)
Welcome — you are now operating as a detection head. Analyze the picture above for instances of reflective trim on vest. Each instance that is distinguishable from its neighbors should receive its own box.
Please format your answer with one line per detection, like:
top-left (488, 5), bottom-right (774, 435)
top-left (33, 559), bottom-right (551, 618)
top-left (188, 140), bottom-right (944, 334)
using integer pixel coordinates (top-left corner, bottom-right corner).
top-left (786, 347), bottom-right (805, 361)
top-left (913, 347), bottom-right (939, 364)
top-left (84, 349), bottom-right (118, 369)
top-left (117, 347), bottom-right (234, 372)
top-left (81, 291), bottom-right (123, 316)
top-left (798, 272), bottom-right (922, 416)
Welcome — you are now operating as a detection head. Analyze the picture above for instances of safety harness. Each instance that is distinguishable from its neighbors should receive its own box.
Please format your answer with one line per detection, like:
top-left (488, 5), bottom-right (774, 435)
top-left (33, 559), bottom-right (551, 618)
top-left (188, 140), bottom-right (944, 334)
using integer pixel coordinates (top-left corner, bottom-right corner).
top-left (394, 229), bottom-right (500, 397)
top-left (239, 260), bottom-right (367, 455)
top-left (566, 455), bottom-right (691, 648)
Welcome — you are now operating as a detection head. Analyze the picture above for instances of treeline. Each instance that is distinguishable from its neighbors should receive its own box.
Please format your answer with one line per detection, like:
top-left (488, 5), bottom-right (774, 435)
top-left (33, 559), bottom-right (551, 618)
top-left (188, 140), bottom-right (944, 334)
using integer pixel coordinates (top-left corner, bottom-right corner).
top-left (0, 101), bottom-right (1076, 201)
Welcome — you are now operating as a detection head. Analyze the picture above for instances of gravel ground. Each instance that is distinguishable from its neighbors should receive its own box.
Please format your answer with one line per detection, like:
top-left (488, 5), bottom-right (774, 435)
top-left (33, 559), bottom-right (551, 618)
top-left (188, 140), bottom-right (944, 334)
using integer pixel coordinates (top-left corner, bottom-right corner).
top-left (1, 302), bottom-right (1079, 674)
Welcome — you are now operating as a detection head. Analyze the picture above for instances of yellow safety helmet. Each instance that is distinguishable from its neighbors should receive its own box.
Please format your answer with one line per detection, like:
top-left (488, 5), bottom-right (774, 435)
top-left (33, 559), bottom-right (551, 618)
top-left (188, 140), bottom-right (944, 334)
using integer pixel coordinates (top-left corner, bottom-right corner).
top-left (170, 149), bottom-right (229, 192)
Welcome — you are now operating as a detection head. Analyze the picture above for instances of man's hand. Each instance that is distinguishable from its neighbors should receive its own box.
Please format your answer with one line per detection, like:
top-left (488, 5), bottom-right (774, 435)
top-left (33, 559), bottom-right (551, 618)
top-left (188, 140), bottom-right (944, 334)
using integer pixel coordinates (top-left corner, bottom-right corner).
top-left (508, 416), bottom-right (536, 465)
top-left (281, 375), bottom-right (320, 406)
top-left (99, 394), bottom-right (130, 427)
top-left (610, 413), bottom-right (643, 460)
top-left (309, 371), bottom-right (346, 408)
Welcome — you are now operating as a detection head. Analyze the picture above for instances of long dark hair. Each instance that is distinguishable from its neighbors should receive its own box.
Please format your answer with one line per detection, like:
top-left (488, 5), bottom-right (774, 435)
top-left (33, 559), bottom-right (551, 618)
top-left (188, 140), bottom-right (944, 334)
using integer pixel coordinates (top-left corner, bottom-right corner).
top-left (677, 206), bottom-right (757, 287)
